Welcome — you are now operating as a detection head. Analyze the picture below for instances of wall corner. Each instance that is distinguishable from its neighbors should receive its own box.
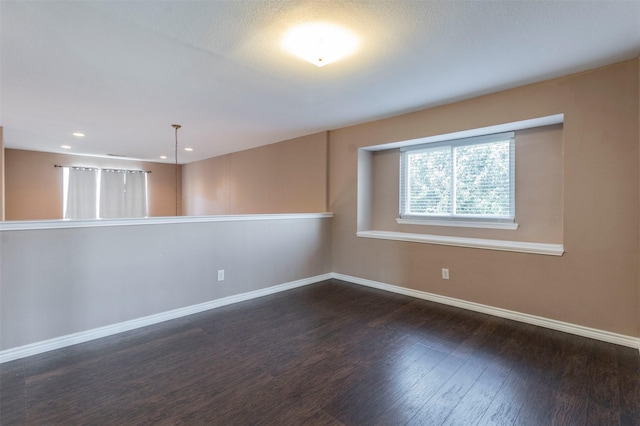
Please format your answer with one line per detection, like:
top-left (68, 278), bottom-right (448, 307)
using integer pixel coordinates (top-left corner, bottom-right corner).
top-left (1, 126), bottom-right (4, 221)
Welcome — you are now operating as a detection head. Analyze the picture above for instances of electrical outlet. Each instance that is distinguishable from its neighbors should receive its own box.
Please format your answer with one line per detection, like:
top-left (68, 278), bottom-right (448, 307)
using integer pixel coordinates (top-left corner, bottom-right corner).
top-left (217, 270), bottom-right (225, 282)
top-left (442, 268), bottom-right (449, 280)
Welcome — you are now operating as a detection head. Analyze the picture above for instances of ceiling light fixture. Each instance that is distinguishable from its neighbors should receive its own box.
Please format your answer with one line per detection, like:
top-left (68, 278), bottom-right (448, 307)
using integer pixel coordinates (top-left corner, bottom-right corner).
top-left (72, 132), bottom-right (85, 137)
top-left (184, 147), bottom-right (193, 152)
top-left (172, 124), bottom-right (181, 216)
top-left (160, 155), bottom-right (167, 159)
top-left (61, 145), bottom-right (71, 149)
top-left (282, 22), bottom-right (359, 67)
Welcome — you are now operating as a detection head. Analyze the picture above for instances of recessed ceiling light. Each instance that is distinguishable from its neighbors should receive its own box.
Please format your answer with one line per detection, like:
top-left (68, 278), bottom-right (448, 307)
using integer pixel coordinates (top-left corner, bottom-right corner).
top-left (72, 132), bottom-right (85, 137)
top-left (160, 155), bottom-right (168, 159)
top-left (184, 147), bottom-right (193, 152)
top-left (61, 145), bottom-right (71, 149)
top-left (282, 23), bottom-right (359, 67)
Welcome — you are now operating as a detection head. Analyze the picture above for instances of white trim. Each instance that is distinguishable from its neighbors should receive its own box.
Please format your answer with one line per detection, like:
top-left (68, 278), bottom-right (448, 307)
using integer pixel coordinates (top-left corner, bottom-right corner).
top-left (331, 273), bottom-right (640, 351)
top-left (2, 271), bottom-right (638, 362)
top-left (0, 273), bottom-right (332, 363)
top-left (357, 230), bottom-right (563, 256)
top-left (0, 212), bottom-right (334, 232)
top-left (399, 131), bottom-right (515, 152)
top-left (397, 218), bottom-right (519, 230)
top-left (363, 114), bottom-right (564, 152)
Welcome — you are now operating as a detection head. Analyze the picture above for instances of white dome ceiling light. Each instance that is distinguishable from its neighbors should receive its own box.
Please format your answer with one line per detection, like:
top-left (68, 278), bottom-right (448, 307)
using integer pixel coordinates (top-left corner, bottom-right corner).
top-left (282, 23), bottom-right (359, 67)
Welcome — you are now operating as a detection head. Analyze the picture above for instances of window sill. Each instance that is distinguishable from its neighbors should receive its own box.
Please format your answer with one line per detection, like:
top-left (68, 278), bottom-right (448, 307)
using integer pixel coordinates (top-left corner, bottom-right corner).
top-left (357, 230), bottom-right (564, 256)
top-left (397, 218), bottom-right (519, 230)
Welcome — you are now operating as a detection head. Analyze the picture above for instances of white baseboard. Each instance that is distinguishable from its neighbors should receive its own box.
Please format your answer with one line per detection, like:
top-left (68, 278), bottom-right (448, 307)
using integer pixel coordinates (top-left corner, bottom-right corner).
top-left (0, 273), bottom-right (332, 364)
top-left (331, 273), bottom-right (640, 352)
top-left (2, 271), bottom-right (638, 363)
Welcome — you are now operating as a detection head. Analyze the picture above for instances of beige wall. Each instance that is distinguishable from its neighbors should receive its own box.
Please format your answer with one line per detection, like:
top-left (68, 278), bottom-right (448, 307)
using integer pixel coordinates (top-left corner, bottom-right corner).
top-left (182, 132), bottom-right (328, 215)
top-left (330, 59), bottom-right (640, 337)
top-left (370, 124), bottom-right (564, 243)
top-left (4, 149), bottom-right (182, 220)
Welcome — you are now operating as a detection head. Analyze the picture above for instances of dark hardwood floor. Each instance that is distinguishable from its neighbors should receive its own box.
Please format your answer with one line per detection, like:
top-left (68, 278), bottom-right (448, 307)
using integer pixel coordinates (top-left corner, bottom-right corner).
top-left (1, 279), bottom-right (639, 425)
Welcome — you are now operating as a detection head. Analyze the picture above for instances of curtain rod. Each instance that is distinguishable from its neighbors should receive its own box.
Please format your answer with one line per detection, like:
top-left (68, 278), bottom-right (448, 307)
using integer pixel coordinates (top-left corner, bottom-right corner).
top-left (54, 165), bottom-right (151, 174)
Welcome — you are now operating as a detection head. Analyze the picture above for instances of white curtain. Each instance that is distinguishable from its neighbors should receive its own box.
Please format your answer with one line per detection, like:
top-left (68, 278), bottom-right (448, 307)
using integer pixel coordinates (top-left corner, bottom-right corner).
top-left (99, 170), bottom-right (125, 218)
top-left (124, 171), bottom-right (148, 218)
top-left (64, 168), bottom-right (148, 219)
top-left (65, 168), bottom-right (98, 219)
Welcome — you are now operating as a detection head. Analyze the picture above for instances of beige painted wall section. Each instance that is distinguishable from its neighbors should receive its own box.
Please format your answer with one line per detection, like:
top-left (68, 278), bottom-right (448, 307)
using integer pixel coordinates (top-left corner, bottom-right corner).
top-left (4, 149), bottom-right (182, 220)
top-left (183, 132), bottom-right (328, 215)
top-left (330, 59), bottom-right (640, 337)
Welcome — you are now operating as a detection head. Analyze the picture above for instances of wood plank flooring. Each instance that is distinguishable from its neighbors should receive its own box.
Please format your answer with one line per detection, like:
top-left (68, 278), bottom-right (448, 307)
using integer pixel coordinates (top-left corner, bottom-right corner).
top-left (1, 279), bottom-right (639, 425)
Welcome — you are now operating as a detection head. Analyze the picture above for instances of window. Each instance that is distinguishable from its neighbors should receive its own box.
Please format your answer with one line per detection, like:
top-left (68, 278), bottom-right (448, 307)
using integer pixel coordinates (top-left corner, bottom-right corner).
top-left (63, 167), bottom-right (148, 219)
top-left (400, 132), bottom-right (515, 223)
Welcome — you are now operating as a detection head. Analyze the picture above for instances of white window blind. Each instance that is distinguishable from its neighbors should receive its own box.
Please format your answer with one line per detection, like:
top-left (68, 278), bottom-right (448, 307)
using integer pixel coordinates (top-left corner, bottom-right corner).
top-left (400, 132), bottom-right (515, 221)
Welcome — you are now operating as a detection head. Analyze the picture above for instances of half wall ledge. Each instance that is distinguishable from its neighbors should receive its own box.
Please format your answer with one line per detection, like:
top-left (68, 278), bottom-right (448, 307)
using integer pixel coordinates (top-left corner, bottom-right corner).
top-left (0, 213), bottom-right (335, 232)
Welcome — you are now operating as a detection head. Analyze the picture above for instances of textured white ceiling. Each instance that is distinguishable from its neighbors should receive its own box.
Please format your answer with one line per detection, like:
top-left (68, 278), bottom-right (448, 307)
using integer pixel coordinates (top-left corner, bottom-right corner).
top-left (2, 1), bottom-right (639, 164)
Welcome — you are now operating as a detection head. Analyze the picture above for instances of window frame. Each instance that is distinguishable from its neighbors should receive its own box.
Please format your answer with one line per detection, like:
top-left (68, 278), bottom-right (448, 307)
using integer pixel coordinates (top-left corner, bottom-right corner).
top-left (399, 131), bottom-right (516, 227)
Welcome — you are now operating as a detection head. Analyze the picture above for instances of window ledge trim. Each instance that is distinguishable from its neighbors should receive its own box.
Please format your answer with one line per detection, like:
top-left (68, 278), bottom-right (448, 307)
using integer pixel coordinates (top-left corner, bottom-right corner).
top-left (362, 114), bottom-right (564, 152)
top-left (357, 230), bottom-right (564, 256)
top-left (396, 218), bottom-right (519, 230)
